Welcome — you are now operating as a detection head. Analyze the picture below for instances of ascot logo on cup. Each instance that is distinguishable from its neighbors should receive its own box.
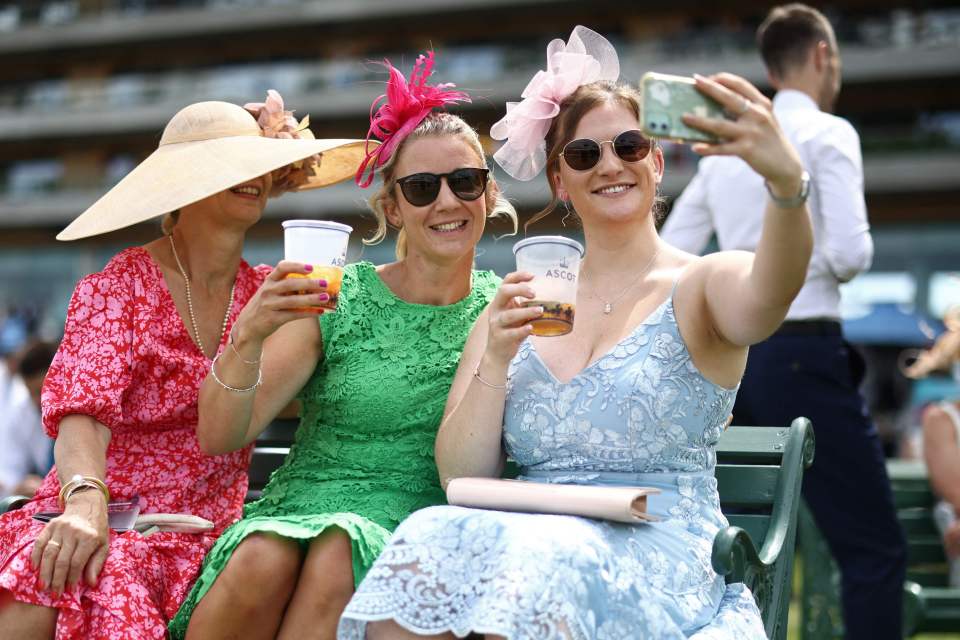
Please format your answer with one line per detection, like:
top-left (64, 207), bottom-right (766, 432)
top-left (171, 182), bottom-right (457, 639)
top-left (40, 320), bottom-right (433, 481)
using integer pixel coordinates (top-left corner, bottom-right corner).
top-left (282, 220), bottom-right (352, 312)
top-left (513, 236), bottom-right (584, 337)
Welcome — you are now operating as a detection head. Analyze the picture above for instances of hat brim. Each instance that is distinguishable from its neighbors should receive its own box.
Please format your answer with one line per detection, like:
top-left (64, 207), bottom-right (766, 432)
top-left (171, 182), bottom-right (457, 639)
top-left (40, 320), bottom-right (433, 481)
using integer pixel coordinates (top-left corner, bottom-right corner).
top-left (57, 136), bottom-right (370, 241)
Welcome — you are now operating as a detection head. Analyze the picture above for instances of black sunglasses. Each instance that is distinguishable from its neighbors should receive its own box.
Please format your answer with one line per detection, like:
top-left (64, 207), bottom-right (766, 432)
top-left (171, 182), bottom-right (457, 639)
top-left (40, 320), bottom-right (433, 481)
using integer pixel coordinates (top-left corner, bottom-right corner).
top-left (395, 168), bottom-right (490, 207)
top-left (560, 130), bottom-right (652, 171)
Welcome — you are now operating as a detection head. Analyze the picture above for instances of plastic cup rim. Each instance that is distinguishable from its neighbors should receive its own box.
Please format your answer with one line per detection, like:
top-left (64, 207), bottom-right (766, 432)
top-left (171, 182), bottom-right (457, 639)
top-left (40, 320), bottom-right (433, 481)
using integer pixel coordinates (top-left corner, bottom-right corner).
top-left (282, 219), bottom-right (353, 234)
top-left (512, 235), bottom-right (584, 257)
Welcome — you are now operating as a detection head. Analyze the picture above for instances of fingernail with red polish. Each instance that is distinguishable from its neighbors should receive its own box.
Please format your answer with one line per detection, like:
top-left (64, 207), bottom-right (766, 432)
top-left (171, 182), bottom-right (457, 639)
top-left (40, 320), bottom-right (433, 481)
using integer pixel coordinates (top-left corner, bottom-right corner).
top-left (318, 293), bottom-right (330, 302)
top-left (317, 279), bottom-right (327, 288)
top-left (304, 264), bottom-right (313, 272)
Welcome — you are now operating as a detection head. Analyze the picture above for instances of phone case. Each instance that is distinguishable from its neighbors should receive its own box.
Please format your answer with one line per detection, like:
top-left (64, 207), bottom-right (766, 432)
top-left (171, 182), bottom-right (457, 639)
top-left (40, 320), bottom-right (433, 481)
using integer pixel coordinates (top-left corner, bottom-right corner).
top-left (640, 72), bottom-right (727, 144)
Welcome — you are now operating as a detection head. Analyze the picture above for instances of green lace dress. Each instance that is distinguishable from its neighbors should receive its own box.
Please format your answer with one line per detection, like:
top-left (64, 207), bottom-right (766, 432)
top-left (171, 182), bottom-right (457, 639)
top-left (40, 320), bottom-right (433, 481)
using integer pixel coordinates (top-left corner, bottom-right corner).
top-left (169, 261), bottom-right (499, 638)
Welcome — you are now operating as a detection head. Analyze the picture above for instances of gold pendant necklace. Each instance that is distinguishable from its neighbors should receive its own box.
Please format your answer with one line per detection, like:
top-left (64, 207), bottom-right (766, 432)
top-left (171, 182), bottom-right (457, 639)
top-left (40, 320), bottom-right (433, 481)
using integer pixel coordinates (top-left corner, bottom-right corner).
top-left (587, 247), bottom-right (661, 315)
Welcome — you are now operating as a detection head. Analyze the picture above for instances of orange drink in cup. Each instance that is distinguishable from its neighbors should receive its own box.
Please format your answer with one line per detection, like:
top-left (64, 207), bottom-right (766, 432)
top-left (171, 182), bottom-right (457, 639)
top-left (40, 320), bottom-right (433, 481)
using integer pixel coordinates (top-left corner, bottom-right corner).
top-left (512, 236), bottom-right (584, 337)
top-left (282, 220), bottom-right (352, 312)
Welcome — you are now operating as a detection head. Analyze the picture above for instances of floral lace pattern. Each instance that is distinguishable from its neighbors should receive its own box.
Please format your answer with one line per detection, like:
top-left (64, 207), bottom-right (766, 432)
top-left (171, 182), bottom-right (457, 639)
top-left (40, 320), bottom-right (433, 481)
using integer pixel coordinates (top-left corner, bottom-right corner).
top-left (339, 294), bottom-right (766, 639)
top-left (169, 261), bottom-right (498, 638)
top-left (0, 248), bottom-right (268, 639)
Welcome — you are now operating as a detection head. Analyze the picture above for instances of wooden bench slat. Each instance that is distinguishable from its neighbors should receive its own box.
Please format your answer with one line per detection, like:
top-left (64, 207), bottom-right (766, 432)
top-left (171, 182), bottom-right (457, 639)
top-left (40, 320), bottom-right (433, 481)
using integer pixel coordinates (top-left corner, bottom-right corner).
top-left (716, 426), bottom-right (788, 464)
top-left (725, 513), bottom-right (771, 545)
top-left (897, 510), bottom-right (939, 537)
top-left (907, 538), bottom-right (949, 564)
top-left (715, 464), bottom-right (781, 506)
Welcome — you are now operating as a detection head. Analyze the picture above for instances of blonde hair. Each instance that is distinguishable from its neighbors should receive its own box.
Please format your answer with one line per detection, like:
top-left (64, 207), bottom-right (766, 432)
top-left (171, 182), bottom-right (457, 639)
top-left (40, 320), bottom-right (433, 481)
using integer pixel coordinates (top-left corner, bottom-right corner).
top-left (531, 80), bottom-right (665, 231)
top-left (365, 112), bottom-right (517, 260)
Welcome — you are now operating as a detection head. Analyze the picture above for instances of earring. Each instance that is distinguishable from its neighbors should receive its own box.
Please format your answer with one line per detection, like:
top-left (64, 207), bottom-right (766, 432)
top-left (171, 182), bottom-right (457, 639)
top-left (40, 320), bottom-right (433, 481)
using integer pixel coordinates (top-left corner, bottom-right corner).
top-left (561, 199), bottom-right (576, 226)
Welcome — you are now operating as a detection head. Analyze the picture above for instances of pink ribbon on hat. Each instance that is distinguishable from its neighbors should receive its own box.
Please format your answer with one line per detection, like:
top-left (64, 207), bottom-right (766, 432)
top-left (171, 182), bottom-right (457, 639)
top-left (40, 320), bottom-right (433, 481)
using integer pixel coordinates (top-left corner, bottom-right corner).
top-left (355, 51), bottom-right (471, 188)
top-left (244, 90), bottom-right (320, 196)
top-left (490, 26), bottom-right (620, 182)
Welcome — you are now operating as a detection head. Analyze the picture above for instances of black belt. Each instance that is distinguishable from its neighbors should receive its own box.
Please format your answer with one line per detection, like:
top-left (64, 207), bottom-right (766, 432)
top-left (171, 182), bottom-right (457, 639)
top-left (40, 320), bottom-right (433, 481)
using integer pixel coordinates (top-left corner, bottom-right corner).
top-left (773, 320), bottom-right (842, 337)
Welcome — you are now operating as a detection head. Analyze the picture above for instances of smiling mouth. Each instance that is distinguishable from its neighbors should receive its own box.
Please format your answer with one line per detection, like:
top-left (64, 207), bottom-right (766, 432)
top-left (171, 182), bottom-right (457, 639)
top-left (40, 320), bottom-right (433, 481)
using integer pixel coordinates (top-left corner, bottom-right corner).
top-left (430, 220), bottom-right (468, 232)
top-left (593, 184), bottom-right (634, 195)
top-left (230, 185), bottom-right (262, 197)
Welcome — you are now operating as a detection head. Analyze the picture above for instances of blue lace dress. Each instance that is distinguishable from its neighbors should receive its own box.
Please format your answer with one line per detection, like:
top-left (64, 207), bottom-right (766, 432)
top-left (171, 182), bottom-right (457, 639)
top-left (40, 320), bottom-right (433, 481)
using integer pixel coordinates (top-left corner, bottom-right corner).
top-left (338, 293), bottom-right (766, 639)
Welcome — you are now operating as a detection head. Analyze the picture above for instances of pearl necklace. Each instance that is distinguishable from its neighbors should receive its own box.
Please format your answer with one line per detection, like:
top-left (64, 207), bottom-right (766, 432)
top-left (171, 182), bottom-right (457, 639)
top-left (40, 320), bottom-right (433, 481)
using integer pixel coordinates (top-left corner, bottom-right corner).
top-left (168, 234), bottom-right (235, 357)
top-left (585, 247), bottom-right (661, 315)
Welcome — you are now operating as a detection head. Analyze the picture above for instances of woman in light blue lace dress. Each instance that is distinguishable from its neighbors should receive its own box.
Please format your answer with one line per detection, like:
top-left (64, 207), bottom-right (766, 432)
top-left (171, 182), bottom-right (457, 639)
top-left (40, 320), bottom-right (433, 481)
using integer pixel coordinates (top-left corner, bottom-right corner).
top-left (339, 27), bottom-right (813, 640)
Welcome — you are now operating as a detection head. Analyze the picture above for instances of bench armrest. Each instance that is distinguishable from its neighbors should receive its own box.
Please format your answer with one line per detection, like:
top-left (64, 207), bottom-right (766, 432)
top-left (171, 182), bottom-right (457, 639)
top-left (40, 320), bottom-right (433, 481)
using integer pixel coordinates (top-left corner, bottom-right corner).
top-left (1, 495), bottom-right (30, 513)
top-left (712, 417), bottom-right (815, 640)
top-left (713, 524), bottom-right (767, 582)
top-left (902, 580), bottom-right (926, 637)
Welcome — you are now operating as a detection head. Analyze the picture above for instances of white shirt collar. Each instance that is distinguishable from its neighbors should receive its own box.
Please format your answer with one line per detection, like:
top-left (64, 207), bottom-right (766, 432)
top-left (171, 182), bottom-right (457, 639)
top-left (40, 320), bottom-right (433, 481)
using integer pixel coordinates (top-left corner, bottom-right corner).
top-left (773, 89), bottom-right (820, 112)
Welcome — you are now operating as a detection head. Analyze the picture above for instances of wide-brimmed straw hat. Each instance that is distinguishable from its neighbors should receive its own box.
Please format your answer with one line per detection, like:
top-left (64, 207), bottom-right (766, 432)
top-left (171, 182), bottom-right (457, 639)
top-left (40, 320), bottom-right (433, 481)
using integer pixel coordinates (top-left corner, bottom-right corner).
top-left (57, 100), bottom-right (369, 241)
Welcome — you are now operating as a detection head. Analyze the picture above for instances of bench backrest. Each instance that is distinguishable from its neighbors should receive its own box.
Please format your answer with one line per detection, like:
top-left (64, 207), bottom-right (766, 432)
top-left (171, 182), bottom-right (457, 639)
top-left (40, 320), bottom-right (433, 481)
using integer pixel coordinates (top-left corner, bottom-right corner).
top-left (888, 460), bottom-right (950, 587)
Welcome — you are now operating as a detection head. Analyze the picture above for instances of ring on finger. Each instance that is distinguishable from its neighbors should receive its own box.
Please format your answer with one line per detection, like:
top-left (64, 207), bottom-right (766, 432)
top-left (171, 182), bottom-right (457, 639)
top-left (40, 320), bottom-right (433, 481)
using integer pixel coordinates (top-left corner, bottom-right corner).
top-left (47, 540), bottom-right (62, 549)
top-left (737, 98), bottom-right (752, 117)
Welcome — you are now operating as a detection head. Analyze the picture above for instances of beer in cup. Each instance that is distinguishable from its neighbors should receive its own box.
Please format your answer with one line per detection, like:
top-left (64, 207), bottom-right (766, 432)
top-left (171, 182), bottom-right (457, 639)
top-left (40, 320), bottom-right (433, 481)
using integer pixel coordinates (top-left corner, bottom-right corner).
top-left (512, 236), bottom-right (584, 337)
top-left (282, 220), bottom-right (352, 312)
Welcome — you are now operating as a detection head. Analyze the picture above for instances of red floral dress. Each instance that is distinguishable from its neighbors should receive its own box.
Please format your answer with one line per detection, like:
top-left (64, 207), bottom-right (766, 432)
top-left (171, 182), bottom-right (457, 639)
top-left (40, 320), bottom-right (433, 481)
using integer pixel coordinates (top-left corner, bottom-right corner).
top-left (0, 247), bottom-right (270, 639)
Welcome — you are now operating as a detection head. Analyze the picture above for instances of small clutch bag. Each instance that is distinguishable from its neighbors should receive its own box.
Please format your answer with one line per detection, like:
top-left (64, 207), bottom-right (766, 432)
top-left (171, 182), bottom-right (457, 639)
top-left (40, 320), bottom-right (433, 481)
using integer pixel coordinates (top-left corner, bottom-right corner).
top-left (446, 477), bottom-right (660, 524)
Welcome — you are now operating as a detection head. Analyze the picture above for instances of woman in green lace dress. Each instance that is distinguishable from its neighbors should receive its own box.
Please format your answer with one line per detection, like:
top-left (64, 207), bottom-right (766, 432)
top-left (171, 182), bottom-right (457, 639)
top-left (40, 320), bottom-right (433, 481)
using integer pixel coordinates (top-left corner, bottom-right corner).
top-left (169, 54), bottom-right (517, 640)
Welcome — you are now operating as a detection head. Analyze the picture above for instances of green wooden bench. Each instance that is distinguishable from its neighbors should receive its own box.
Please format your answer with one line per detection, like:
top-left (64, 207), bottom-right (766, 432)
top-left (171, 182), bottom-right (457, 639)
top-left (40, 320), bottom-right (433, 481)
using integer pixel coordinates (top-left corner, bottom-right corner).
top-left (799, 459), bottom-right (960, 637)
top-left (3, 418), bottom-right (815, 640)
top-left (714, 418), bottom-right (815, 640)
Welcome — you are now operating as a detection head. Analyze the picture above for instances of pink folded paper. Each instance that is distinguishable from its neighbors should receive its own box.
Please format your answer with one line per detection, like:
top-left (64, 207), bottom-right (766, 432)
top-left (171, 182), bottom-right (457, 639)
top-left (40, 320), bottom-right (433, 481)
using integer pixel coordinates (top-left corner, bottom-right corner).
top-left (446, 477), bottom-right (660, 523)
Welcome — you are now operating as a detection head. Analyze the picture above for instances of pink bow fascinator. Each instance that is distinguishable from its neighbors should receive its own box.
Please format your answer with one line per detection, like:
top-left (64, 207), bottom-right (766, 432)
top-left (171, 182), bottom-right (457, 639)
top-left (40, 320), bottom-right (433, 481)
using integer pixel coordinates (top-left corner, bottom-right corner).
top-left (491, 26), bottom-right (620, 181)
top-left (244, 89), bottom-right (320, 196)
top-left (355, 52), bottom-right (471, 188)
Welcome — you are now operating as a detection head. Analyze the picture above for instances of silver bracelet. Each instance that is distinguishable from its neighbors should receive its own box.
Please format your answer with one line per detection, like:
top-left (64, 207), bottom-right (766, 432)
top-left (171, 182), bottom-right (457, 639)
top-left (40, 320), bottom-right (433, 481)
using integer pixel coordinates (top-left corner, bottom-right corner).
top-left (228, 326), bottom-right (261, 365)
top-left (473, 365), bottom-right (507, 390)
top-left (210, 348), bottom-right (262, 393)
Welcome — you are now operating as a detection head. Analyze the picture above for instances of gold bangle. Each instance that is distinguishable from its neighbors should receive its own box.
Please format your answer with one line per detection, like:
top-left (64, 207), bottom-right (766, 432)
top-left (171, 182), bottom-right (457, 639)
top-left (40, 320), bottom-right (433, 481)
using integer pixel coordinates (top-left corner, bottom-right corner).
top-left (473, 365), bottom-right (507, 390)
top-left (58, 474), bottom-right (110, 508)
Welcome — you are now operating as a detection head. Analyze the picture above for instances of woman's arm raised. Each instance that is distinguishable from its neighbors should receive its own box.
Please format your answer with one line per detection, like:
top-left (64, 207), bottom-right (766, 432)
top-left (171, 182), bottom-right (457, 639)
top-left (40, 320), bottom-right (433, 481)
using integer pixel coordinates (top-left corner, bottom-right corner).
top-left (196, 262), bottom-right (328, 455)
top-left (682, 73), bottom-right (814, 346)
top-left (435, 272), bottom-right (543, 487)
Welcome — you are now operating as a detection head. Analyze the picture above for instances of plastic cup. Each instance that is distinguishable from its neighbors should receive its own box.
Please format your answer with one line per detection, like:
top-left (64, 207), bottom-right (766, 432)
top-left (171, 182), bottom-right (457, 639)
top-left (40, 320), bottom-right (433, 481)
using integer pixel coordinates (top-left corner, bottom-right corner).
top-left (513, 236), bottom-right (584, 337)
top-left (282, 220), bottom-right (352, 312)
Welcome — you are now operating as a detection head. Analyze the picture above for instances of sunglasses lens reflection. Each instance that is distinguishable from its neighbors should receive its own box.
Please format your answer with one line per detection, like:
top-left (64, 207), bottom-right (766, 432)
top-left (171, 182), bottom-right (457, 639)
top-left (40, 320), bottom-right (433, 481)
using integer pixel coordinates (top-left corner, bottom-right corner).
top-left (614, 131), bottom-right (651, 162)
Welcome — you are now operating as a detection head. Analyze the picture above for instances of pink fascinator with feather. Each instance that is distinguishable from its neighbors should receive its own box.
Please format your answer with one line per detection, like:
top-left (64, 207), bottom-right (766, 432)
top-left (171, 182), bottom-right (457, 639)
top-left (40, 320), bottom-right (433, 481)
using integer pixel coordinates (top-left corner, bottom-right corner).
top-left (355, 51), bottom-right (471, 188)
top-left (491, 26), bottom-right (620, 181)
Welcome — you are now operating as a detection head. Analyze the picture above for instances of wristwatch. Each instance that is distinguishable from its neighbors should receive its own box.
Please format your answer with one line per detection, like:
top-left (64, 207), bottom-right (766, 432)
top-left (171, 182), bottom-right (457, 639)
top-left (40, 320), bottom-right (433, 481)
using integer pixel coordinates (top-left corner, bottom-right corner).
top-left (765, 171), bottom-right (810, 209)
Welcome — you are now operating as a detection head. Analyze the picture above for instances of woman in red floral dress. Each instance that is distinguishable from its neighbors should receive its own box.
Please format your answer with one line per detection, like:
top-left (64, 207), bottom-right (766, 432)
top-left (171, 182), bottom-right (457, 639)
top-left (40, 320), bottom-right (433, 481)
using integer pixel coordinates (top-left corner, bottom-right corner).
top-left (0, 95), bottom-right (364, 639)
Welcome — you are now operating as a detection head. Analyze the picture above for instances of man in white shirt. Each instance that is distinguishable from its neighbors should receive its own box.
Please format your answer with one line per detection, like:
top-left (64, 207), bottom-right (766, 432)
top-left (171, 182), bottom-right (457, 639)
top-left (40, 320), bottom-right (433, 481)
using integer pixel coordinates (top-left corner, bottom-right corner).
top-left (0, 341), bottom-right (57, 500)
top-left (662, 5), bottom-right (906, 638)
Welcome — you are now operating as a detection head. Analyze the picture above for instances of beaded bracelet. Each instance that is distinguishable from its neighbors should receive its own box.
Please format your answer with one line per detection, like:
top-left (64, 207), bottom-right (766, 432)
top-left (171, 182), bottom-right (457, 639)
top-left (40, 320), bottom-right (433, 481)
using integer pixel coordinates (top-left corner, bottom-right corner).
top-left (58, 474), bottom-right (110, 508)
top-left (210, 348), bottom-right (262, 393)
top-left (473, 365), bottom-right (507, 390)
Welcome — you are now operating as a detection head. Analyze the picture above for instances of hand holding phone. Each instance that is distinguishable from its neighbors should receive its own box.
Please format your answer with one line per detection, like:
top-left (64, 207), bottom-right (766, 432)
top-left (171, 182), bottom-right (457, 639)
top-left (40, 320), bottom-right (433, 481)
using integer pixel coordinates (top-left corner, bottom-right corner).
top-left (640, 72), bottom-right (729, 143)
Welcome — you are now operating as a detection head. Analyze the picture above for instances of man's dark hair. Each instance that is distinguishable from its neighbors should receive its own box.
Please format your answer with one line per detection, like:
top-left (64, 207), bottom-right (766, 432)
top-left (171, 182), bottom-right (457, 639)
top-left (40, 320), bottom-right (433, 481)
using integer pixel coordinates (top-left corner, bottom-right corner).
top-left (17, 340), bottom-right (58, 378)
top-left (757, 4), bottom-right (835, 79)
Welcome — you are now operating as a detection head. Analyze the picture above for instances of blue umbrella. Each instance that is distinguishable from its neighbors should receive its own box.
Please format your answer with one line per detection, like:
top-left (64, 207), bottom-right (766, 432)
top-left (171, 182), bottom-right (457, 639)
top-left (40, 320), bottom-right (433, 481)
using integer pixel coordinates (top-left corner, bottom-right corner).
top-left (842, 302), bottom-right (944, 347)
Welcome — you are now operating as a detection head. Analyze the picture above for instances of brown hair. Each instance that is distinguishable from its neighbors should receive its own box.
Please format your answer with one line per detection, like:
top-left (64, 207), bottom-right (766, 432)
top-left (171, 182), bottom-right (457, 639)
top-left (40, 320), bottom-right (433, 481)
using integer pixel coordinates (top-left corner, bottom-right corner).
top-left (757, 4), bottom-right (836, 80)
top-left (530, 80), bottom-right (663, 231)
top-left (365, 112), bottom-right (517, 260)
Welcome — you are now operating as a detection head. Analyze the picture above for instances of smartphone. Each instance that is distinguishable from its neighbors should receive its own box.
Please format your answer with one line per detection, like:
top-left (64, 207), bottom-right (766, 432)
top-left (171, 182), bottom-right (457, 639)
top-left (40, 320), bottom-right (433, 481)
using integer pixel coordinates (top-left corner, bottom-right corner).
top-left (640, 72), bottom-right (729, 144)
top-left (32, 496), bottom-right (141, 531)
